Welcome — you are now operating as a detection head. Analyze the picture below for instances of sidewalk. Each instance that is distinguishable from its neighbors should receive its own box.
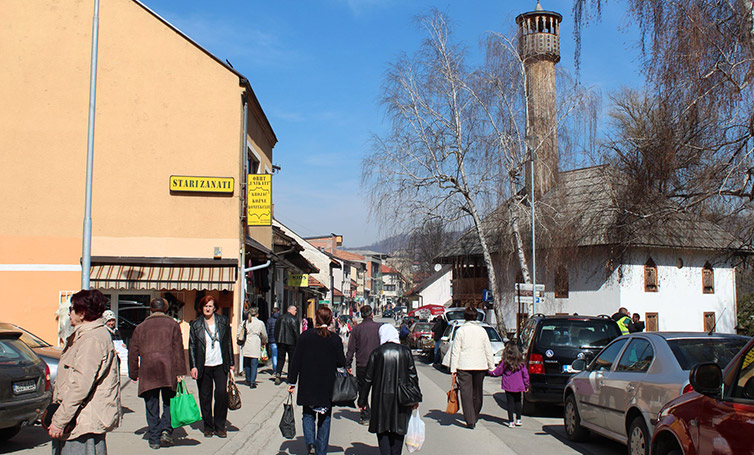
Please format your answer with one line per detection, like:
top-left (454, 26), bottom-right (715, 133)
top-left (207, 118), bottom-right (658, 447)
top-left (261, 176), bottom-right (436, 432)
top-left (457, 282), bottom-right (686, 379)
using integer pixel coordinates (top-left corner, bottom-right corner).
top-left (4, 366), bottom-right (291, 455)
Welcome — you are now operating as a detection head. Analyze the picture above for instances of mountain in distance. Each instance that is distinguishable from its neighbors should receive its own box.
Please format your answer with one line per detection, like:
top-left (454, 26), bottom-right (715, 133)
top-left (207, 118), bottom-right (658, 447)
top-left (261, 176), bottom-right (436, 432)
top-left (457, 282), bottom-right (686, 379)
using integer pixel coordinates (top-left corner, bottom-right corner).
top-left (346, 233), bottom-right (408, 254)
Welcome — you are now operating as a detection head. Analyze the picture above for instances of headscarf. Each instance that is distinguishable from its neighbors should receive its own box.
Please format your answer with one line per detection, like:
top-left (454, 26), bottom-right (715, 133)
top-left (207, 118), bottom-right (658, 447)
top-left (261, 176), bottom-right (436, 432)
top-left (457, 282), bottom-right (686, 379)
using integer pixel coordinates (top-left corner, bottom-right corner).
top-left (103, 310), bottom-right (116, 322)
top-left (379, 324), bottom-right (400, 345)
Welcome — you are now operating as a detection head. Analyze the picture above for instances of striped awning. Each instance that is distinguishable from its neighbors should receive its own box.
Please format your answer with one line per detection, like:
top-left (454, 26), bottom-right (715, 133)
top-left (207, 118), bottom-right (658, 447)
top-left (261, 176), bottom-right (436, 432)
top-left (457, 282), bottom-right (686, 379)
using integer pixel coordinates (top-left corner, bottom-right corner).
top-left (90, 258), bottom-right (237, 291)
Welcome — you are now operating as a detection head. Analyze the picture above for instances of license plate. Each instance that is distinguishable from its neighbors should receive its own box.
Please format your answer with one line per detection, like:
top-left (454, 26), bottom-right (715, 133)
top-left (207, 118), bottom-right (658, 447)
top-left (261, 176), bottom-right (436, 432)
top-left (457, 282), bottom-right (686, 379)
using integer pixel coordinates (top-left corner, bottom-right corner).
top-left (562, 365), bottom-right (575, 373)
top-left (13, 379), bottom-right (37, 395)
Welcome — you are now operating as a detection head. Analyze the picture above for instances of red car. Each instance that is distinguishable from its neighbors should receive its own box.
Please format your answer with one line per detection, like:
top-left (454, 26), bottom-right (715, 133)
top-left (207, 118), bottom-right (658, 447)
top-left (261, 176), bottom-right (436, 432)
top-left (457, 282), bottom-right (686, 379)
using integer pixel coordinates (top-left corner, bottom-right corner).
top-left (408, 322), bottom-right (434, 354)
top-left (651, 335), bottom-right (754, 455)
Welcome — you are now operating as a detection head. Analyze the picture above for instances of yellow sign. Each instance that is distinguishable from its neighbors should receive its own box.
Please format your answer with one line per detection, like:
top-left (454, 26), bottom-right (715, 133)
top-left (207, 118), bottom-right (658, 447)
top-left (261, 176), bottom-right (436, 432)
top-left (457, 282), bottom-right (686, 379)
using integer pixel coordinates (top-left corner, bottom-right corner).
top-left (248, 174), bottom-right (272, 226)
top-left (170, 176), bottom-right (234, 193)
top-left (287, 274), bottom-right (309, 287)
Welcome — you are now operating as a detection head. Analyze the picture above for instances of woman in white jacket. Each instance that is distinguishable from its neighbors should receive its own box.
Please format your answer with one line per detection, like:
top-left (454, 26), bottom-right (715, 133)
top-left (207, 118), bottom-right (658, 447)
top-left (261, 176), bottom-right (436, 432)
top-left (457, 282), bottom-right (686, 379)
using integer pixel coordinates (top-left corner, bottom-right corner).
top-left (449, 306), bottom-right (495, 429)
top-left (238, 307), bottom-right (268, 388)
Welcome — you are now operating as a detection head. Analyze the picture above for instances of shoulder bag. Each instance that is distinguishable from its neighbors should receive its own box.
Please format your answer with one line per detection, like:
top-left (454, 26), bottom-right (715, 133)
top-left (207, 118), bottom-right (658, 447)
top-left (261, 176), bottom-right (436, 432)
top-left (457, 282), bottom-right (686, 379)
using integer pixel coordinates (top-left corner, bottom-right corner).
top-left (227, 373), bottom-right (242, 410)
top-left (446, 375), bottom-right (459, 414)
top-left (331, 368), bottom-right (358, 407)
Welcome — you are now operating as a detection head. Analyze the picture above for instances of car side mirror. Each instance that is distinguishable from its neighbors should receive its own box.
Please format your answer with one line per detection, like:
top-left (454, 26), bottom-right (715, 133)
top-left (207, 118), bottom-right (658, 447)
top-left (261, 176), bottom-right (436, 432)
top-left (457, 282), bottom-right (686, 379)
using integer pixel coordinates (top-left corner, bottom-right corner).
top-left (571, 359), bottom-right (587, 372)
top-left (689, 362), bottom-right (722, 396)
top-left (744, 377), bottom-right (754, 400)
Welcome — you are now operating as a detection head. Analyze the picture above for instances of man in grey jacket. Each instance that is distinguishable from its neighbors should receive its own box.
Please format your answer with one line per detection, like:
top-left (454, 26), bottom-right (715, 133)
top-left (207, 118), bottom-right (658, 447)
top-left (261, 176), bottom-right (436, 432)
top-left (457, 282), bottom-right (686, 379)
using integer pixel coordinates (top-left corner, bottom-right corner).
top-left (346, 305), bottom-right (381, 424)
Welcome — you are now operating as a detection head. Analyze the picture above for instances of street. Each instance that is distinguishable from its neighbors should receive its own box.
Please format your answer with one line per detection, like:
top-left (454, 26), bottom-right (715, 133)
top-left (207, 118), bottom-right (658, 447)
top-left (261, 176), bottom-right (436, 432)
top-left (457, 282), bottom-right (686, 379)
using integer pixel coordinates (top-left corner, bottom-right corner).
top-left (2, 317), bottom-right (626, 455)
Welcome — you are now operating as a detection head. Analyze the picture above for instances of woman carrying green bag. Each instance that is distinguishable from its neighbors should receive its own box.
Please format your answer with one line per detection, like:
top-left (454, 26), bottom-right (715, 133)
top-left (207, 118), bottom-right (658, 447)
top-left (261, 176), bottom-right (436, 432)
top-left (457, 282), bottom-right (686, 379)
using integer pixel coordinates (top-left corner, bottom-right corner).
top-left (171, 381), bottom-right (202, 428)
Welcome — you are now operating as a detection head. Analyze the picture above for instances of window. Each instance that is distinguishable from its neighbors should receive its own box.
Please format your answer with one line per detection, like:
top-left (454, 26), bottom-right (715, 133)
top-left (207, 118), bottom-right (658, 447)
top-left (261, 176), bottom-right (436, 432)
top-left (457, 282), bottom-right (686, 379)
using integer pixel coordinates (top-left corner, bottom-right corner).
top-left (704, 312), bottom-right (716, 332)
top-left (645, 313), bottom-right (658, 332)
top-left (732, 343), bottom-right (754, 401)
top-left (591, 339), bottom-right (628, 372)
top-left (644, 258), bottom-right (658, 292)
top-left (554, 265), bottom-right (569, 298)
top-left (702, 262), bottom-right (715, 294)
top-left (666, 337), bottom-right (748, 370)
top-left (616, 339), bottom-right (654, 372)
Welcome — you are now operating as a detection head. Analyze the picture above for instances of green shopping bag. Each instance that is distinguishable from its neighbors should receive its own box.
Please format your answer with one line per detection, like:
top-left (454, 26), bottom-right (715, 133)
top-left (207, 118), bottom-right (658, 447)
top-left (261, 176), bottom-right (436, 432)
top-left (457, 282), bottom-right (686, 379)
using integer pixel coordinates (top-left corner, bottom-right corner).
top-left (170, 381), bottom-right (202, 428)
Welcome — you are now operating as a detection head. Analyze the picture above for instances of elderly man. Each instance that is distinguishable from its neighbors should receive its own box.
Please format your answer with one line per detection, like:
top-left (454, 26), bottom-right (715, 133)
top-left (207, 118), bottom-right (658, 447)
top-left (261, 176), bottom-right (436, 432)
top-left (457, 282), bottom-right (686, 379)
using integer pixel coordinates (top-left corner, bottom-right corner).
top-left (346, 305), bottom-right (381, 425)
top-left (274, 304), bottom-right (299, 385)
top-left (128, 298), bottom-right (186, 449)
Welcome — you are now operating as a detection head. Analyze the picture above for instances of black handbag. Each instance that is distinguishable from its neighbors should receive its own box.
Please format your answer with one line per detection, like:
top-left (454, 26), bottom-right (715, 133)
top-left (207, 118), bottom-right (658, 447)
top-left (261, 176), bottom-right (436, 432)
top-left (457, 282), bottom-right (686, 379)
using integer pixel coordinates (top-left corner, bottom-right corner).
top-left (279, 392), bottom-right (296, 439)
top-left (331, 368), bottom-right (358, 407)
top-left (227, 374), bottom-right (242, 410)
top-left (398, 380), bottom-right (422, 407)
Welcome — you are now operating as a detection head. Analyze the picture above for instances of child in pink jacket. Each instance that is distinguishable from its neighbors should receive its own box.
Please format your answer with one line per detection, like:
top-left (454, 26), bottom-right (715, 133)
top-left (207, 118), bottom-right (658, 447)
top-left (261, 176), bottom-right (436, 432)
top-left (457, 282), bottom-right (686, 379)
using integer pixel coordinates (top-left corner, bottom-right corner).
top-left (489, 343), bottom-right (530, 427)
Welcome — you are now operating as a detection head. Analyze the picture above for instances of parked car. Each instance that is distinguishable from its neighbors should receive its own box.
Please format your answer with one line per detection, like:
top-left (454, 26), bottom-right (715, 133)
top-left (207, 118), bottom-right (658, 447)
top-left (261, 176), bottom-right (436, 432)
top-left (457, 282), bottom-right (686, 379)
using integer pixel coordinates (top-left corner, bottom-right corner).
top-left (383, 308), bottom-right (394, 318)
top-left (519, 314), bottom-right (622, 410)
top-left (444, 307), bottom-right (485, 323)
top-left (408, 322), bottom-right (434, 354)
top-left (563, 332), bottom-right (749, 455)
top-left (0, 322), bottom-right (61, 386)
top-left (393, 306), bottom-right (407, 320)
top-left (439, 320), bottom-right (507, 368)
top-left (650, 335), bottom-right (754, 455)
top-left (0, 329), bottom-right (52, 441)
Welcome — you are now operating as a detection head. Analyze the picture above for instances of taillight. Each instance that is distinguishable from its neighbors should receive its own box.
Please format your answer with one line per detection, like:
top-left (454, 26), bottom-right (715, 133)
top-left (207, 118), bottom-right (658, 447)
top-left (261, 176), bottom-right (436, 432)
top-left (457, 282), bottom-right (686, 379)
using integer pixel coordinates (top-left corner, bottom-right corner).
top-left (44, 363), bottom-right (51, 392)
top-left (528, 353), bottom-right (544, 375)
top-left (682, 383), bottom-right (693, 394)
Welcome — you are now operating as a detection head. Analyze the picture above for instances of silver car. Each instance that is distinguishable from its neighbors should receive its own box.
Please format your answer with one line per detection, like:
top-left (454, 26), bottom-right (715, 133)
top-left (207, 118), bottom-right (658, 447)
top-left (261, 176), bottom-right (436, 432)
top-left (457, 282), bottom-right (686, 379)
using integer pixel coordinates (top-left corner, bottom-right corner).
top-left (563, 332), bottom-right (749, 455)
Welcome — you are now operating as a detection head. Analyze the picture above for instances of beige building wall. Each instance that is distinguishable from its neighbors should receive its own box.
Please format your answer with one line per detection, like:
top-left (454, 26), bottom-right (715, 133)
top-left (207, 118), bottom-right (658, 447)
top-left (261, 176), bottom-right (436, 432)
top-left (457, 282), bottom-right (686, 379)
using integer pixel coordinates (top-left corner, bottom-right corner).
top-left (1, 0), bottom-right (275, 343)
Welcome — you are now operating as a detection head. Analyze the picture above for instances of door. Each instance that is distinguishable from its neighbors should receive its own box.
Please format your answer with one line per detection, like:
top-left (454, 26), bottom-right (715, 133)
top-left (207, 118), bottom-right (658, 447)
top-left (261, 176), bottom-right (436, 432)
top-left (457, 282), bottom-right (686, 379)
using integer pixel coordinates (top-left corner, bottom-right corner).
top-left (699, 340), bottom-right (754, 454)
top-left (579, 338), bottom-right (628, 429)
top-left (604, 338), bottom-right (655, 436)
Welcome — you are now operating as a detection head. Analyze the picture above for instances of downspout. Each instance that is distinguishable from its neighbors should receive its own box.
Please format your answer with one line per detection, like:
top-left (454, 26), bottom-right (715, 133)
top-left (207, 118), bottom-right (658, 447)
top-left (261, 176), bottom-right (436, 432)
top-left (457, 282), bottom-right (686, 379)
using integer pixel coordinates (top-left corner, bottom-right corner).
top-left (238, 93), bottom-right (249, 321)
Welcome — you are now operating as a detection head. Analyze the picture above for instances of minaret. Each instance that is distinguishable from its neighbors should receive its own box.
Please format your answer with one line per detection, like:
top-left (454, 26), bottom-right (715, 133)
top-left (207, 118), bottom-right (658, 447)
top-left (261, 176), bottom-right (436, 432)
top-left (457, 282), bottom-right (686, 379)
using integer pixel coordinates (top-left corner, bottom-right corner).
top-left (516, 1), bottom-right (561, 199)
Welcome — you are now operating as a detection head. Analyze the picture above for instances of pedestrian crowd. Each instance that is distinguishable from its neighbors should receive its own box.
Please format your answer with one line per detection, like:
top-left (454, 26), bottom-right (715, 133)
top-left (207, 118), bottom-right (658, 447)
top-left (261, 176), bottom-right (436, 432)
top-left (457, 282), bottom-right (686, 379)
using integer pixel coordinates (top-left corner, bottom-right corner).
top-left (46, 292), bottom-right (540, 455)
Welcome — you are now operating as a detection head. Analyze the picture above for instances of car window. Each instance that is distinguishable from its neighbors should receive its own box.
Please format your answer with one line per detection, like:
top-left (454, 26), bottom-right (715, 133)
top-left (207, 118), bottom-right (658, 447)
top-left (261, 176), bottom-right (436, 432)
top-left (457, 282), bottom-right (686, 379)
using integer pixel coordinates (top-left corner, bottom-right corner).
top-left (442, 325), bottom-right (453, 338)
top-left (414, 323), bottom-right (431, 332)
top-left (591, 339), bottom-right (628, 372)
top-left (0, 323), bottom-right (50, 348)
top-left (732, 343), bottom-right (754, 401)
top-left (484, 326), bottom-right (503, 342)
top-left (0, 339), bottom-right (37, 364)
top-left (535, 319), bottom-right (621, 350)
top-left (616, 339), bottom-right (654, 373)
top-left (666, 337), bottom-right (749, 370)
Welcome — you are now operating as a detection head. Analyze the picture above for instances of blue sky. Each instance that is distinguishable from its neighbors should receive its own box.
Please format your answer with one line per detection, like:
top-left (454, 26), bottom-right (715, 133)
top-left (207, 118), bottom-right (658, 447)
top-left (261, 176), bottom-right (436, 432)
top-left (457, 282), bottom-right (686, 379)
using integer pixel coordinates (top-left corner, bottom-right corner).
top-left (140, 0), bottom-right (643, 247)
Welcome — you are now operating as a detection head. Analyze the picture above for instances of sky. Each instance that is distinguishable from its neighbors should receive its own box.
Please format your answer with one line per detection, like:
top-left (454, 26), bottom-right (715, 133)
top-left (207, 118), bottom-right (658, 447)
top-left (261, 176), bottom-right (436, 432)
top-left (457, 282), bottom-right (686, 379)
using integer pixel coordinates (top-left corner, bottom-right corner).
top-left (139, 0), bottom-right (644, 247)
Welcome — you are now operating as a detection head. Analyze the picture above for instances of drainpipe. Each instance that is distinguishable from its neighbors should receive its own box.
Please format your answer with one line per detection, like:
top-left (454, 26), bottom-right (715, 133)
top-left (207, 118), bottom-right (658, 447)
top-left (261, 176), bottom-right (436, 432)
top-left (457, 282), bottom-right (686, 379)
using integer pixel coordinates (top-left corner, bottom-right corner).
top-left (238, 94), bottom-right (249, 320)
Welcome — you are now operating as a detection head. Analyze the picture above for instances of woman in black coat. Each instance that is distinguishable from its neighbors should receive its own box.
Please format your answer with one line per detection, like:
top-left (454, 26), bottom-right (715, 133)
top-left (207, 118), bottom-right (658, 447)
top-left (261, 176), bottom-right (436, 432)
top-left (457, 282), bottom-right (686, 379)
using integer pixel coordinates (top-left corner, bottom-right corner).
top-left (188, 295), bottom-right (234, 438)
top-left (359, 324), bottom-right (422, 455)
top-left (287, 306), bottom-right (346, 455)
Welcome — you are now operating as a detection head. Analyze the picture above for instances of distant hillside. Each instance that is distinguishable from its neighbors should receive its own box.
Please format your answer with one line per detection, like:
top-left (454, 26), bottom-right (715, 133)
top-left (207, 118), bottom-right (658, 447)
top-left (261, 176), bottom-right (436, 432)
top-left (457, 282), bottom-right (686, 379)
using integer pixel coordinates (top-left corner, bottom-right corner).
top-left (347, 233), bottom-right (408, 254)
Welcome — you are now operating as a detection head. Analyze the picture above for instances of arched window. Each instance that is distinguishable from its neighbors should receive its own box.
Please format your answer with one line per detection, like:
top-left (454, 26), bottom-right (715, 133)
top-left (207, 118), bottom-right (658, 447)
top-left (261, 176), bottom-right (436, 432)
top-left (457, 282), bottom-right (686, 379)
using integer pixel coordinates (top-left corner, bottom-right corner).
top-left (555, 265), bottom-right (569, 298)
top-left (702, 262), bottom-right (715, 294)
top-left (644, 258), bottom-right (658, 292)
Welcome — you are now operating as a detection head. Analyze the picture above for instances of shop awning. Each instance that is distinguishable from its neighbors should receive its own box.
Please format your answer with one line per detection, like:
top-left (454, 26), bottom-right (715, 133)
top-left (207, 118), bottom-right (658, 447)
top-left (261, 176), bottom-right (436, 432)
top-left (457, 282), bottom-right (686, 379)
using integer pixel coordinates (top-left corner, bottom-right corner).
top-left (90, 257), bottom-right (238, 291)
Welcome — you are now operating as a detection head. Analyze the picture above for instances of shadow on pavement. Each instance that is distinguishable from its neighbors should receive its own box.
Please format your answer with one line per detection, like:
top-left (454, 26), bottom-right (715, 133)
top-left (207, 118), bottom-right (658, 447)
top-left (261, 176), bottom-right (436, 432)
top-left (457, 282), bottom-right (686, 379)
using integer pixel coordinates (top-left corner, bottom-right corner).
top-left (492, 392), bottom-right (563, 418)
top-left (0, 425), bottom-right (49, 453)
top-left (275, 436), bottom-right (345, 454)
top-left (343, 441), bottom-right (380, 454)
top-left (541, 424), bottom-right (625, 455)
top-left (332, 408), bottom-right (360, 423)
top-left (422, 408), bottom-right (464, 428)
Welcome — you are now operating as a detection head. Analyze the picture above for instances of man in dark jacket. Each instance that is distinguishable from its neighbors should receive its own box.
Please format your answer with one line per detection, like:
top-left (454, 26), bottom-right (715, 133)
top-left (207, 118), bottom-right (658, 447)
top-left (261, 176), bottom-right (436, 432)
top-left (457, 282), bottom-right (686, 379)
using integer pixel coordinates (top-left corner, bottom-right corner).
top-left (630, 313), bottom-right (645, 332)
top-left (432, 315), bottom-right (448, 366)
top-left (128, 298), bottom-right (187, 449)
top-left (274, 305), bottom-right (299, 385)
top-left (266, 307), bottom-right (280, 374)
top-left (346, 305), bottom-right (381, 425)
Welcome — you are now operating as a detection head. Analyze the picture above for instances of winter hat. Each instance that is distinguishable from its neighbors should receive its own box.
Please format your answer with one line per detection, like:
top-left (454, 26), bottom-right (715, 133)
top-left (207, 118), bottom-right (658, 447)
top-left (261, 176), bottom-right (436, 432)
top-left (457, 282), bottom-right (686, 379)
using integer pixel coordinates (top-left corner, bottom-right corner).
top-left (379, 324), bottom-right (400, 345)
top-left (103, 310), bottom-right (116, 322)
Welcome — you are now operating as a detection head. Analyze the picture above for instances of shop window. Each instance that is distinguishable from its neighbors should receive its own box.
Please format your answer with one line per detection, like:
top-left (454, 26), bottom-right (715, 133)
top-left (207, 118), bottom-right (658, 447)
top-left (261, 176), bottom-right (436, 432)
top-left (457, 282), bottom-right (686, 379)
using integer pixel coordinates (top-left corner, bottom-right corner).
top-left (554, 265), bottom-right (569, 298)
top-left (644, 258), bottom-right (658, 292)
top-left (702, 262), bottom-right (714, 294)
top-left (645, 312), bottom-right (658, 331)
top-left (704, 312), bottom-right (716, 332)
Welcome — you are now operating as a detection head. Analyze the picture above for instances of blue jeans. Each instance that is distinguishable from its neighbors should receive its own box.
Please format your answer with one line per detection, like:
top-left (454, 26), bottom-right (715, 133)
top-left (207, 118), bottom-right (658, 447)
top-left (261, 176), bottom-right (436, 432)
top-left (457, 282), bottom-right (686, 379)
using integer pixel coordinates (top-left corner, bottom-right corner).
top-left (243, 357), bottom-right (259, 386)
top-left (143, 387), bottom-right (175, 445)
top-left (269, 342), bottom-right (278, 373)
top-left (434, 341), bottom-right (441, 364)
top-left (302, 406), bottom-right (332, 455)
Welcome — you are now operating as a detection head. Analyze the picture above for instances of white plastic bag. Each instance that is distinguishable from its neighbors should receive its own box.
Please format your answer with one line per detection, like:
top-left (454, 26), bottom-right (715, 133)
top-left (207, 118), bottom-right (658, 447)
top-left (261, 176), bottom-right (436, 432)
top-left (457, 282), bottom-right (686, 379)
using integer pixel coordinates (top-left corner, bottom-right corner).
top-left (404, 408), bottom-right (425, 453)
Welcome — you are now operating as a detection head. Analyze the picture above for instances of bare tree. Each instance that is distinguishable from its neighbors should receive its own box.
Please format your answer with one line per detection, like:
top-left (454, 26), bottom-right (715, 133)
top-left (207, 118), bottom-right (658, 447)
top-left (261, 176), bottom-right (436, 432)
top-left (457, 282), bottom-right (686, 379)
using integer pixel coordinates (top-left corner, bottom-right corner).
top-left (362, 10), bottom-right (595, 331)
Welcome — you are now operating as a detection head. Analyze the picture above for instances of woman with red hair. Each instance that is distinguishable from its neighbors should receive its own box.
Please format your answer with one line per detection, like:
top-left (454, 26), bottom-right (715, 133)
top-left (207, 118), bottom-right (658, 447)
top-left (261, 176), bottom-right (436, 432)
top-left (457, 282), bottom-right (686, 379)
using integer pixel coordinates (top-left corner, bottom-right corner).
top-left (188, 295), bottom-right (234, 438)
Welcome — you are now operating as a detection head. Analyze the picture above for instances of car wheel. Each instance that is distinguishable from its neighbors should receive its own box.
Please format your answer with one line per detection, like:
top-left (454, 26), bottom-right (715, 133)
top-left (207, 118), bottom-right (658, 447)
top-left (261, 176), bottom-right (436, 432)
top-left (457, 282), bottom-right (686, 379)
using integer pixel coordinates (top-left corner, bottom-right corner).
top-left (0, 425), bottom-right (21, 441)
top-left (563, 394), bottom-right (589, 442)
top-left (628, 416), bottom-right (650, 455)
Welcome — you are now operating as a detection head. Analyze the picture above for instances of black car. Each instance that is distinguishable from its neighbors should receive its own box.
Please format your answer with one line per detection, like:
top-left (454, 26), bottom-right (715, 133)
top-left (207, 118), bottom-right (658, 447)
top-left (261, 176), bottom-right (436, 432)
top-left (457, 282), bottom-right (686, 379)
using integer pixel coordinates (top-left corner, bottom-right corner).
top-left (0, 329), bottom-right (52, 441)
top-left (383, 308), bottom-right (394, 318)
top-left (518, 314), bottom-right (621, 412)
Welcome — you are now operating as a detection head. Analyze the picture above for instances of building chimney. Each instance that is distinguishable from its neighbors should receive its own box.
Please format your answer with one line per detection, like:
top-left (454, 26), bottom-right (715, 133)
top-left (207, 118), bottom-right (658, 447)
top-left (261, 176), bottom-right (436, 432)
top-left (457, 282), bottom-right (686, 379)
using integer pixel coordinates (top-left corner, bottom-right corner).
top-left (516, 1), bottom-right (561, 199)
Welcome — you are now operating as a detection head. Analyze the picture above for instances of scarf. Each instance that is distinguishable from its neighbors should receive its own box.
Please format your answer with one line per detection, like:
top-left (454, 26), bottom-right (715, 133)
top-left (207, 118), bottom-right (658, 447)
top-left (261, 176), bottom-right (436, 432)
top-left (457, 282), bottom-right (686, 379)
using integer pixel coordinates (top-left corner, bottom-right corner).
top-left (203, 318), bottom-right (219, 347)
top-left (379, 324), bottom-right (400, 344)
